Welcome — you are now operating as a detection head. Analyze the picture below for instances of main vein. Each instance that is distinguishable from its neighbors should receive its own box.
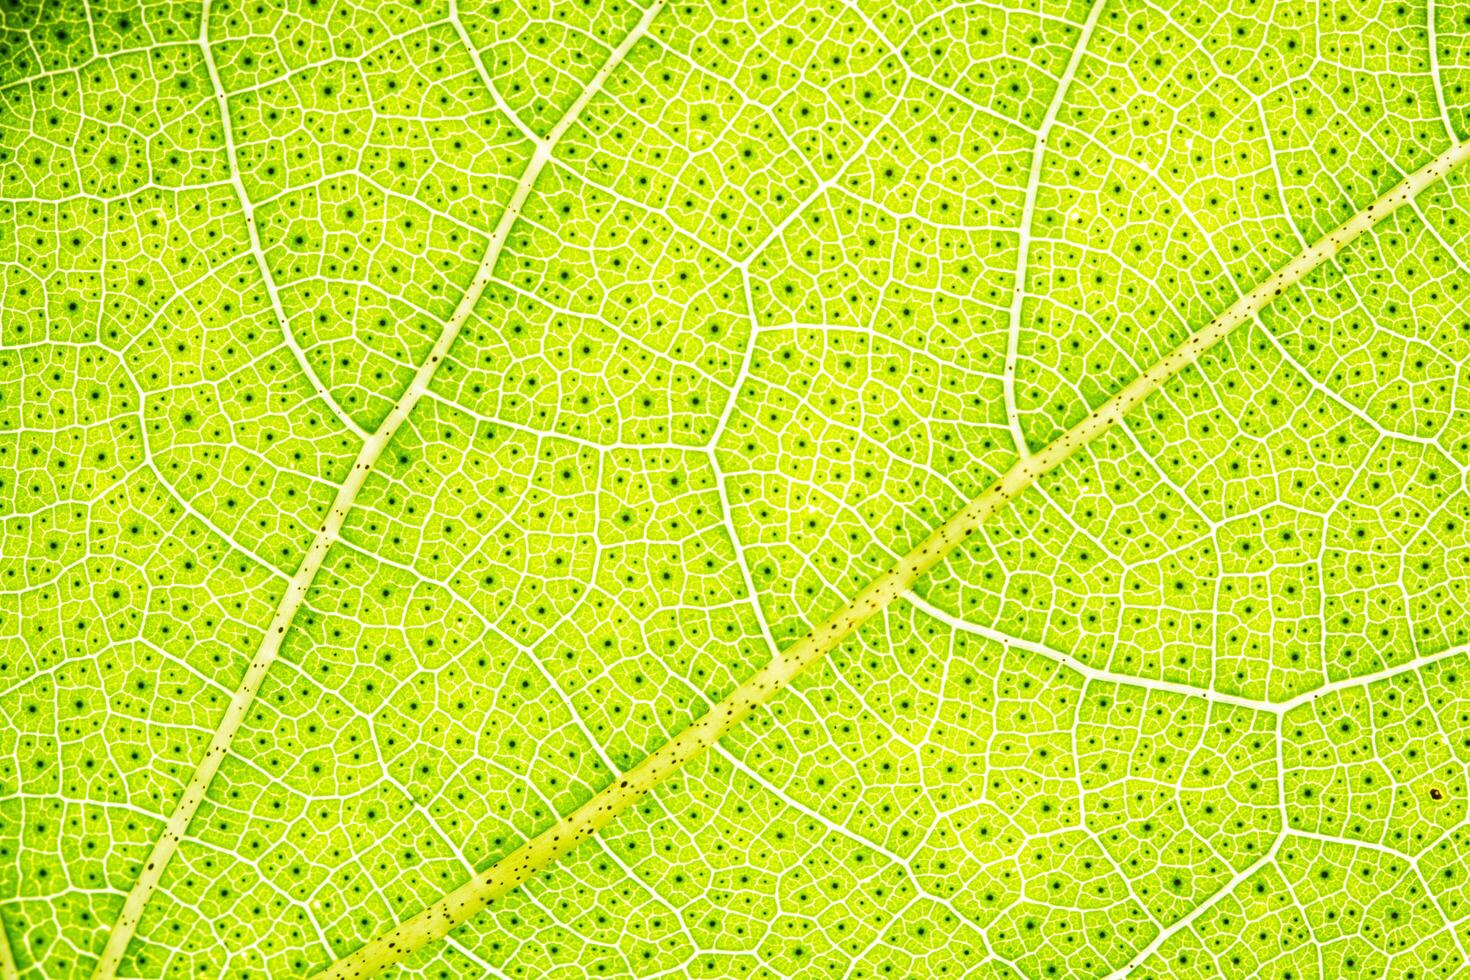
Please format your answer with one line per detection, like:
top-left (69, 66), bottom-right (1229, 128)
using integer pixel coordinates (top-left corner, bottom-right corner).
top-left (0, 912), bottom-right (18, 980)
top-left (312, 137), bottom-right (1470, 980)
top-left (87, 2), bottom-right (666, 975)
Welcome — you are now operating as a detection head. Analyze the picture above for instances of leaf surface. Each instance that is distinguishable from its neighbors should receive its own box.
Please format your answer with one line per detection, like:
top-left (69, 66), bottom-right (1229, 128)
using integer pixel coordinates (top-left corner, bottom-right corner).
top-left (3, 0), bottom-right (1470, 978)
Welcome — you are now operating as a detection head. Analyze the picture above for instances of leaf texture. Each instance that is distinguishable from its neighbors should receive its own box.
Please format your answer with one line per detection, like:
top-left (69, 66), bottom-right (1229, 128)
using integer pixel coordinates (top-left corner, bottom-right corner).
top-left (2, 0), bottom-right (1470, 977)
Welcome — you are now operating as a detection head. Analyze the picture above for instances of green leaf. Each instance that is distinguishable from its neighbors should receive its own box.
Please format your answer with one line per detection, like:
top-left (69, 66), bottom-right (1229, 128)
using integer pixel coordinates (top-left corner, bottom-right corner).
top-left (2, 0), bottom-right (1470, 978)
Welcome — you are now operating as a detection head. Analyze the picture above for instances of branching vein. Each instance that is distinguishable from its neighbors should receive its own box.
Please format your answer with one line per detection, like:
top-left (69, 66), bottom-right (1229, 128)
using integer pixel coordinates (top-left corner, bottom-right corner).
top-left (310, 130), bottom-right (1470, 980)
top-left (86, 1), bottom-right (667, 974)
